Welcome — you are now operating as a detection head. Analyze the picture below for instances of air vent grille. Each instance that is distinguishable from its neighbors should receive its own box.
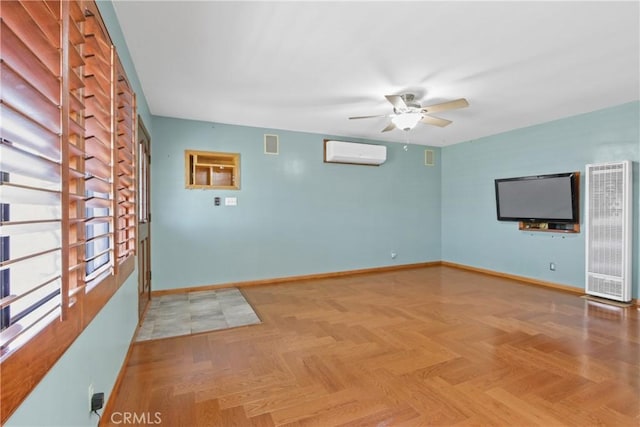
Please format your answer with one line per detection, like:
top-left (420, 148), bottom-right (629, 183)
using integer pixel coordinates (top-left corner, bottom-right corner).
top-left (585, 161), bottom-right (632, 302)
top-left (264, 134), bottom-right (279, 155)
top-left (587, 276), bottom-right (623, 298)
top-left (424, 149), bottom-right (434, 166)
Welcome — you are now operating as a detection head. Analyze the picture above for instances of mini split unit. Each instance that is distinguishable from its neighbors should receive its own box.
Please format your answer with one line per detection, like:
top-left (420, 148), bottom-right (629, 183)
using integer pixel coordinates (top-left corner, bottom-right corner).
top-left (324, 140), bottom-right (387, 165)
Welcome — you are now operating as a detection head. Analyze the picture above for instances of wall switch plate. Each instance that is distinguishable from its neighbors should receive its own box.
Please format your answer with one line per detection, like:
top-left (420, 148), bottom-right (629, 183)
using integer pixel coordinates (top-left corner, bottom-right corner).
top-left (225, 197), bottom-right (237, 206)
top-left (88, 383), bottom-right (94, 409)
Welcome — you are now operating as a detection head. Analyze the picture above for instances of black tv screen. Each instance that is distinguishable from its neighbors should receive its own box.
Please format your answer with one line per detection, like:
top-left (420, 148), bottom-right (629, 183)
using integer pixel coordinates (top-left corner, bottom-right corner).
top-left (495, 172), bottom-right (579, 223)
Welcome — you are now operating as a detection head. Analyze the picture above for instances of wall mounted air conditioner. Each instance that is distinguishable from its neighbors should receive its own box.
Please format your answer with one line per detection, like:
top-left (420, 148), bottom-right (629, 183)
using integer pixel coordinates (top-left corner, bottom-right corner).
top-left (324, 140), bottom-right (387, 165)
top-left (585, 160), bottom-right (633, 302)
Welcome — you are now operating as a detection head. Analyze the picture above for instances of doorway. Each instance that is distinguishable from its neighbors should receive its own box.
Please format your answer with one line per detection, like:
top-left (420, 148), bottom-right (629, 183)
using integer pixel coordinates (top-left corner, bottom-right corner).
top-left (137, 117), bottom-right (151, 321)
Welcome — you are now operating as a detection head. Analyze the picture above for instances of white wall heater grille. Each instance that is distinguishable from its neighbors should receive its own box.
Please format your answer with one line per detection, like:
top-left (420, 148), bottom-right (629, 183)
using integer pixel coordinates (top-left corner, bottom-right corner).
top-left (585, 160), bottom-right (633, 302)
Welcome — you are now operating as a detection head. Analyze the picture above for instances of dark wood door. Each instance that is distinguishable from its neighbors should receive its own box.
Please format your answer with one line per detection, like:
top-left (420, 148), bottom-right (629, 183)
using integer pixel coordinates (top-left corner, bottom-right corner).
top-left (138, 118), bottom-right (151, 321)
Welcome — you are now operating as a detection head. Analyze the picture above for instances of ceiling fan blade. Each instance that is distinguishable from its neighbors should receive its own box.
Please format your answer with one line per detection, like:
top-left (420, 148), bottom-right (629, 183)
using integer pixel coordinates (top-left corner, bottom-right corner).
top-left (421, 115), bottom-right (452, 127)
top-left (381, 122), bottom-right (396, 132)
top-left (422, 98), bottom-right (469, 113)
top-left (349, 114), bottom-right (387, 120)
top-left (385, 95), bottom-right (407, 110)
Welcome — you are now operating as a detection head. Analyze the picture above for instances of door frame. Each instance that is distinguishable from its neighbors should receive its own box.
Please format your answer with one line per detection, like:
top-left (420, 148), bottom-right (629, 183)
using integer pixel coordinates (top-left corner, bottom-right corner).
top-left (137, 117), bottom-right (151, 321)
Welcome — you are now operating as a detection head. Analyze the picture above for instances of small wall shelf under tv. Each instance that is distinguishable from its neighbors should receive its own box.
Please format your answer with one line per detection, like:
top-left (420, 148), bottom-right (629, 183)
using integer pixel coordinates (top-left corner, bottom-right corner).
top-left (519, 222), bottom-right (580, 233)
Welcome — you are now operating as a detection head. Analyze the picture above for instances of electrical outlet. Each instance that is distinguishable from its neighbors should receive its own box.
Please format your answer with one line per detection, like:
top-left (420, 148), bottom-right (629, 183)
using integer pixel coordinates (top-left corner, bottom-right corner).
top-left (549, 262), bottom-right (556, 271)
top-left (91, 392), bottom-right (104, 412)
top-left (391, 252), bottom-right (397, 259)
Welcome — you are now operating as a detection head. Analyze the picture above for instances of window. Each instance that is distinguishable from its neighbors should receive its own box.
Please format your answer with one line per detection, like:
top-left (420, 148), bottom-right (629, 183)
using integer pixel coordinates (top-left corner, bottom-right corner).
top-left (1, 0), bottom-right (66, 358)
top-left (0, 147), bottom-right (63, 354)
top-left (0, 1), bottom-right (137, 422)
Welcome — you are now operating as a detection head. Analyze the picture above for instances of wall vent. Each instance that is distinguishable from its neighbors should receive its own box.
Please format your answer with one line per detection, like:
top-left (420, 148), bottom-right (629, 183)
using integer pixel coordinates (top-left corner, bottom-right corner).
top-left (264, 134), bottom-right (279, 155)
top-left (585, 160), bottom-right (632, 302)
top-left (424, 149), bottom-right (434, 166)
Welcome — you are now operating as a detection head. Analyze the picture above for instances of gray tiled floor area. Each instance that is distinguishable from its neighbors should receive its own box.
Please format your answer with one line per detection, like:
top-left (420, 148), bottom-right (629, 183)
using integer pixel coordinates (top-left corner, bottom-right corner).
top-left (135, 288), bottom-right (261, 342)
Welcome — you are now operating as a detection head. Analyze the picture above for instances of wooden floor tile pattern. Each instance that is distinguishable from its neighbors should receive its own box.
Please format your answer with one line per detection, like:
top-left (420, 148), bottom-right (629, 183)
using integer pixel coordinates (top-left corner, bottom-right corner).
top-left (104, 267), bottom-right (639, 426)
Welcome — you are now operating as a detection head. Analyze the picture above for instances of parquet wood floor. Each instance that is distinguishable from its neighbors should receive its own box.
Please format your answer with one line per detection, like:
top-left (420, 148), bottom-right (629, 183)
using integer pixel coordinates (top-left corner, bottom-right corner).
top-left (103, 266), bottom-right (639, 426)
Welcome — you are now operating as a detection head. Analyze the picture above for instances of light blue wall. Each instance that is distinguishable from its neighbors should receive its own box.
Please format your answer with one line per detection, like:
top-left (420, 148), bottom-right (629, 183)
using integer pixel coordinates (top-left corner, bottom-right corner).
top-left (6, 274), bottom-right (139, 427)
top-left (150, 116), bottom-right (442, 290)
top-left (6, 3), bottom-right (149, 426)
top-left (442, 101), bottom-right (640, 298)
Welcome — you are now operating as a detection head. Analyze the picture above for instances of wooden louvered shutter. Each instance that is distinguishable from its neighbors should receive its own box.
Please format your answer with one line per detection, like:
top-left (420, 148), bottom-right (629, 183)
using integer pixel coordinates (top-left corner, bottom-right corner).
top-left (115, 59), bottom-right (136, 264)
top-left (82, 2), bottom-right (114, 284)
top-left (1, 0), bottom-right (65, 353)
top-left (64, 0), bottom-right (88, 305)
top-left (1, 1), bottom-right (138, 421)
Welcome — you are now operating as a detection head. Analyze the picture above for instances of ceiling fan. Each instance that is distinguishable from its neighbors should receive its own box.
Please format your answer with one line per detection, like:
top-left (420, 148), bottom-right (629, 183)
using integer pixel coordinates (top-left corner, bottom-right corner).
top-left (349, 93), bottom-right (469, 132)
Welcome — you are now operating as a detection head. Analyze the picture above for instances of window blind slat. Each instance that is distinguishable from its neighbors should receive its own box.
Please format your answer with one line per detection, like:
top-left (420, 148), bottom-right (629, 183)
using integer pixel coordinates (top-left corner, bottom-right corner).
top-left (0, 301), bottom-right (61, 351)
top-left (0, 276), bottom-right (60, 310)
top-left (20, 0), bottom-right (61, 49)
top-left (67, 41), bottom-right (85, 69)
top-left (85, 117), bottom-right (112, 150)
top-left (84, 215), bottom-right (111, 226)
top-left (117, 103), bottom-right (132, 120)
top-left (0, 105), bottom-right (61, 160)
top-left (68, 13), bottom-right (84, 45)
top-left (85, 95), bottom-right (110, 129)
top-left (117, 146), bottom-right (133, 163)
top-left (85, 156), bottom-right (112, 180)
top-left (117, 185), bottom-right (133, 198)
top-left (84, 75), bottom-right (110, 105)
top-left (117, 200), bottom-right (135, 208)
top-left (0, 221), bottom-right (61, 236)
top-left (44, 0), bottom-right (62, 20)
top-left (0, 144), bottom-right (61, 183)
top-left (1, 246), bottom-right (62, 269)
top-left (67, 65), bottom-right (85, 92)
top-left (83, 36), bottom-right (110, 66)
top-left (84, 176), bottom-right (111, 194)
top-left (84, 17), bottom-right (111, 58)
top-left (84, 196), bottom-right (112, 210)
top-left (1, 184), bottom-right (61, 206)
top-left (85, 56), bottom-right (111, 91)
top-left (85, 246), bottom-right (111, 264)
top-left (1, 63), bottom-right (62, 134)
top-left (117, 174), bottom-right (133, 189)
top-left (2, 1), bottom-right (60, 76)
top-left (68, 0), bottom-right (84, 22)
top-left (3, 251), bottom-right (61, 297)
top-left (1, 22), bottom-right (61, 105)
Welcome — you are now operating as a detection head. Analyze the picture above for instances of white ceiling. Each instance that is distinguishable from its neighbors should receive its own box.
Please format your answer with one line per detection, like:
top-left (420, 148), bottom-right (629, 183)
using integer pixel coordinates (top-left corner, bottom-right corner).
top-left (112, 1), bottom-right (640, 147)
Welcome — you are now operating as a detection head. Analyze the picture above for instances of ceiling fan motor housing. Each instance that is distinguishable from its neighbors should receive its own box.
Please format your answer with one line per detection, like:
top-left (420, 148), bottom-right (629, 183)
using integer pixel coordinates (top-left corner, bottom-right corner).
top-left (394, 93), bottom-right (422, 114)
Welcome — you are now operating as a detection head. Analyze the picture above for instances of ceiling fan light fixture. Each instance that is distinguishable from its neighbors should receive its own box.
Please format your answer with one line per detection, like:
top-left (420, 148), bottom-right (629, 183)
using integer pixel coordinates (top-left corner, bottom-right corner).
top-left (391, 112), bottom-right (423, 131)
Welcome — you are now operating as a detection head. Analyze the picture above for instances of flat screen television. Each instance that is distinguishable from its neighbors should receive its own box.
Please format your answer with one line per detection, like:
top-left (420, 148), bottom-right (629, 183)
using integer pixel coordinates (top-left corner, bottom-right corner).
top-left (495, 172), bottom-right (579, 223)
